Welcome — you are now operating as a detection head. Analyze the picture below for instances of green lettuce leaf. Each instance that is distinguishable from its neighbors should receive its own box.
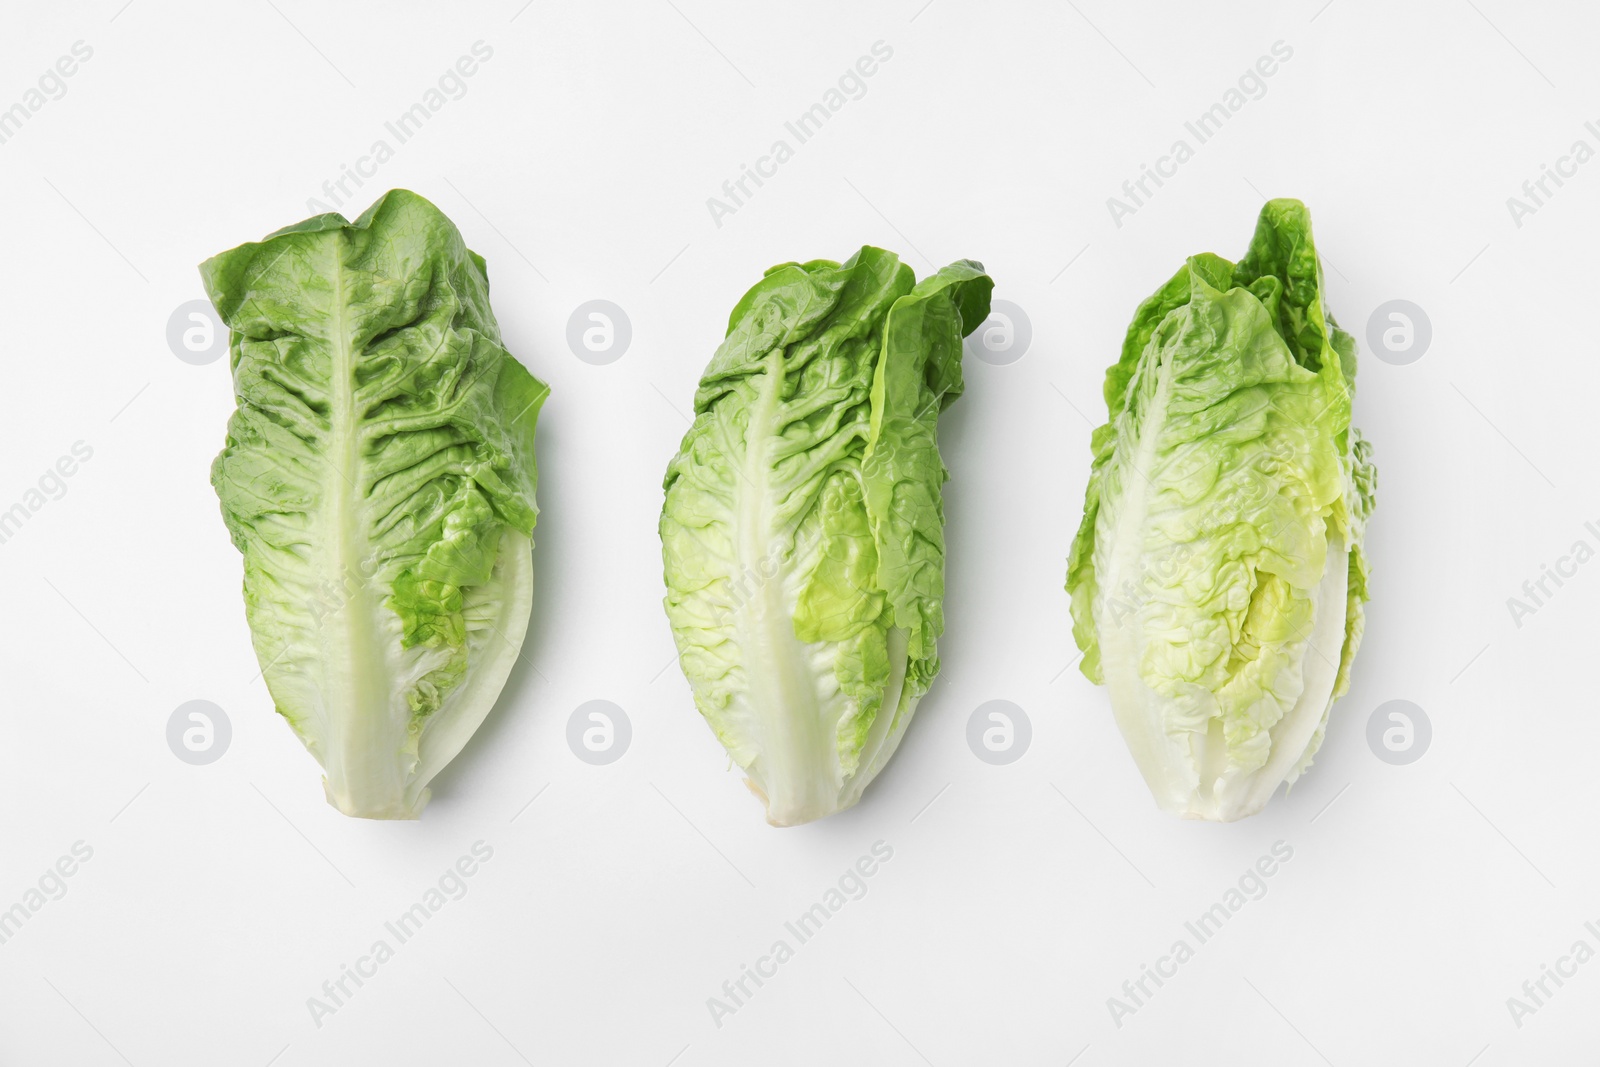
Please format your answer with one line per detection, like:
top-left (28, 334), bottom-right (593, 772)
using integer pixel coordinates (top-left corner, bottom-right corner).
top-left (204, 189), bottom-right (548, 819)
top-left (661, 247), bottom-right (992, 825)
top-left (1067, 199), bottom-right (1375, 821)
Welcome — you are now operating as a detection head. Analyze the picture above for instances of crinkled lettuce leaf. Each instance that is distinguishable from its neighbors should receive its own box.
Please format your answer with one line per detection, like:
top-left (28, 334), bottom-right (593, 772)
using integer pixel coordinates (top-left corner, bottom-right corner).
top-left (661, 247), bottom-right (992, 826)
top-left (1067, 199), bottom-right (1375, 821)
top-left (205, 189), bottom-right (548, 819)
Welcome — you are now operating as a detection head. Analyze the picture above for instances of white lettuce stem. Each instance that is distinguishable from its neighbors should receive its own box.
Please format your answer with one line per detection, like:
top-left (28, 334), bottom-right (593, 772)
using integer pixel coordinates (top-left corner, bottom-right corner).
top-left (318, 237), bottom-right (412, 819)
top-left (738, 349), bottom-right (836, 826)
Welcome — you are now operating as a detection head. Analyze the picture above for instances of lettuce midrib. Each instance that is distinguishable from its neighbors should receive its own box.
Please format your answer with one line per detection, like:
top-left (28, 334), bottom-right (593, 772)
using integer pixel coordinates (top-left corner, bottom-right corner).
top-left (730, 346), bottom-right (839, 822)
top-left (315, 234), bottom-right (409, 811)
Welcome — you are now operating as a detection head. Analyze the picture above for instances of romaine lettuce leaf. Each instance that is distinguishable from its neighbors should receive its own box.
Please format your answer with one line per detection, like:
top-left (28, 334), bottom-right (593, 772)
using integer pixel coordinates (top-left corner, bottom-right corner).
top-left (661, 247), bottom-right (992, 826)
top-left (1067, 199), bottom-right (1375, 821)
top-left (204, 189), bottom-right (548, 819)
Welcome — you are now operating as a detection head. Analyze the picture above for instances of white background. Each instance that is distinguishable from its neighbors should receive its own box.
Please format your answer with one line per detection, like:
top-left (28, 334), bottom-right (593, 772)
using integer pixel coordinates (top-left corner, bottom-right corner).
top-left (0, 0), bottom-right (1595, 1063)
